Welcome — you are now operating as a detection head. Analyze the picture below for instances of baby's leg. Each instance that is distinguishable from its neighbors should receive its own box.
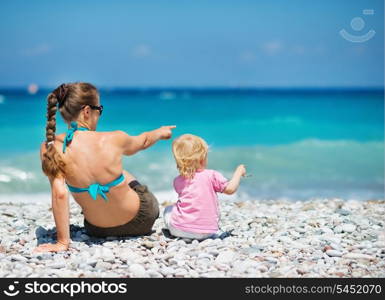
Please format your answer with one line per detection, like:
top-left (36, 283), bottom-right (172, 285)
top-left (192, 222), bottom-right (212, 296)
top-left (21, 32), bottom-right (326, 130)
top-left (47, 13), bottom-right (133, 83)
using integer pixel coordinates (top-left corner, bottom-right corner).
top-left (163, 205), bottom-right (174, 229)
top-left (168, 225), bottom-right (214, 240)
top-left (163, 205), bottom-right (218, 241)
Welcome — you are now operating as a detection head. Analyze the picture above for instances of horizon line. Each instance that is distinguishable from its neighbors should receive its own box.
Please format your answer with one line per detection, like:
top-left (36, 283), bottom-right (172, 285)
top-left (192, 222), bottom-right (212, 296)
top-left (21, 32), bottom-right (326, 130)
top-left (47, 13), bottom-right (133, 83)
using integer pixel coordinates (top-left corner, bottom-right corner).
top-left (0, 85), bottom-right (384, 93)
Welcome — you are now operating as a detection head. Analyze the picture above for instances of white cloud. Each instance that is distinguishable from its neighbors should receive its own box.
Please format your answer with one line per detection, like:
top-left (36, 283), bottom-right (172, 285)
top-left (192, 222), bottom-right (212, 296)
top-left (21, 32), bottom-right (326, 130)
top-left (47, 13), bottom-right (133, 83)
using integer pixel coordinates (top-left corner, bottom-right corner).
top-left (261, 40), bottom-right (283, 55)
top-left (239, 50), bottom-right (257, 62)
top-left (131, 44), bottom-right (152, 58)
top-left (20, 43), bottom-right (52, 57)
top-left (291, 45), bottom-right (305, 55)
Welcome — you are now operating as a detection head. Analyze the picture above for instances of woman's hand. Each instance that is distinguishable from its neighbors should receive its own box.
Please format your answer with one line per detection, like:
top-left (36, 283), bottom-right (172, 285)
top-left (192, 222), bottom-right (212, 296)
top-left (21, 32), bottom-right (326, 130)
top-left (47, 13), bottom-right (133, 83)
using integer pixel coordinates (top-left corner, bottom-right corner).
top-left (33, 241), bottom-right (69, 253)
top-left (158, 125), bottom-right (176, 140)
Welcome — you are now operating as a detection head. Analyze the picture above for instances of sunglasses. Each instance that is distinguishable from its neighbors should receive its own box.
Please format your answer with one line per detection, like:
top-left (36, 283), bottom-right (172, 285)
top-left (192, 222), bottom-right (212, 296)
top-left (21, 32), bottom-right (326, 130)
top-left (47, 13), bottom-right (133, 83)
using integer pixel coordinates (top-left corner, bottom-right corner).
top-left (82, 104), bottom-right (103, 116)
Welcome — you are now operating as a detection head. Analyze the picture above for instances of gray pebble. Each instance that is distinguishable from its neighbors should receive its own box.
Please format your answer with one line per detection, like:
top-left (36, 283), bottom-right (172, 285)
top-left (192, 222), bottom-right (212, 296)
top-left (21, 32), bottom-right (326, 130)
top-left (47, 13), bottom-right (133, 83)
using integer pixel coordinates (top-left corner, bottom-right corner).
top-left (129, 264), bottom-right (146, 277)
top-left (342, 224), bottom-right (356, 233)
top-left (335, 209), bottom-right (351, 216)
top-left (326, 250), bottom-right (343, 257)
top-left (215, 250), bottom-right (236, 264)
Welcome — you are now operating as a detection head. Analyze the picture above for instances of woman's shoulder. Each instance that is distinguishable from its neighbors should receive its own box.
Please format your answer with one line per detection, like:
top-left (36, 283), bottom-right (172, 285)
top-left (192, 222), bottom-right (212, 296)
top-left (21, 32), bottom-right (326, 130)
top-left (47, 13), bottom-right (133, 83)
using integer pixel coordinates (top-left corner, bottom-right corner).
top-left (103, 130), bottom-right (129, 143)
top-left (40, 130), bottom-right (121, 151)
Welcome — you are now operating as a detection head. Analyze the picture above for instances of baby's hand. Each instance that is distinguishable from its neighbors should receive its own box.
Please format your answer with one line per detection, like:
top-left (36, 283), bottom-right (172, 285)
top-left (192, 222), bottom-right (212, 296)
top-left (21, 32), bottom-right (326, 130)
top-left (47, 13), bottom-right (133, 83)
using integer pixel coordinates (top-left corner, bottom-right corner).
top-left (236, 164), bottom-right (246, 177)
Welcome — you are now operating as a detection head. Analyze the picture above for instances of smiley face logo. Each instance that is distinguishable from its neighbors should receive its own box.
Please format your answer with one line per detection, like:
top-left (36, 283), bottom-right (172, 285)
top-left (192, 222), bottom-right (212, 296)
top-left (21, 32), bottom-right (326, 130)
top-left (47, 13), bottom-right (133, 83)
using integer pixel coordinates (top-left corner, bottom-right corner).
top-left (340, 9), bottom-right (376, 42)
top-left (3, 282), bottom-right (20, 297)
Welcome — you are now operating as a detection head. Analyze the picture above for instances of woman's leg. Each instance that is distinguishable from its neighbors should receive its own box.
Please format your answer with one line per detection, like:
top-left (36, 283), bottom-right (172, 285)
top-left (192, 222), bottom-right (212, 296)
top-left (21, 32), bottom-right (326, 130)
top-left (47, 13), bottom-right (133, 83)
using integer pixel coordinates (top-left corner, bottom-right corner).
top-left (121, 181), bottom-right (159, 235)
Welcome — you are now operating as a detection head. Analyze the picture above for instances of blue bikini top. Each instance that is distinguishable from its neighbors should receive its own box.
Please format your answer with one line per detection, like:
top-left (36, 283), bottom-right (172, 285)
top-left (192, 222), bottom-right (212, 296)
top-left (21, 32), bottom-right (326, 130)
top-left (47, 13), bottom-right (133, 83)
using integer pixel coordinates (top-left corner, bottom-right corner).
top-left (63, 121), bottom-right (124, 202)
top-left (62, 121), bottom-right (89, 153)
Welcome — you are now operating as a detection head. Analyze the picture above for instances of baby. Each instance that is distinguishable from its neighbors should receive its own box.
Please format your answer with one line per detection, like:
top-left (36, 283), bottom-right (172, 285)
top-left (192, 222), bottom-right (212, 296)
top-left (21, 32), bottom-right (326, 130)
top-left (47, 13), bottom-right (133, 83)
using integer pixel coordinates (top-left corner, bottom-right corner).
top-left (163, 134), bottom-right (246, 240)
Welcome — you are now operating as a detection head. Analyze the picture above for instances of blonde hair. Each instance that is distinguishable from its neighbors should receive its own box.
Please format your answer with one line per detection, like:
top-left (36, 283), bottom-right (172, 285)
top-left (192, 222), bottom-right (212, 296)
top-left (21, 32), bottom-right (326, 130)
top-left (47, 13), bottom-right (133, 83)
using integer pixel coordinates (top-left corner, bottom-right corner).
top-left (172, 134), bottom-right (208, 179)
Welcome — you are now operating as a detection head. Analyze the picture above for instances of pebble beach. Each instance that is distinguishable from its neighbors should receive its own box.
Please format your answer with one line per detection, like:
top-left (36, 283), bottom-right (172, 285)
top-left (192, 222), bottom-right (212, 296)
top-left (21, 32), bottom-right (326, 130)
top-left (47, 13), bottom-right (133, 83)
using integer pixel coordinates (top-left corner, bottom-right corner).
top-left (0, 197), bottom-right (384, 278)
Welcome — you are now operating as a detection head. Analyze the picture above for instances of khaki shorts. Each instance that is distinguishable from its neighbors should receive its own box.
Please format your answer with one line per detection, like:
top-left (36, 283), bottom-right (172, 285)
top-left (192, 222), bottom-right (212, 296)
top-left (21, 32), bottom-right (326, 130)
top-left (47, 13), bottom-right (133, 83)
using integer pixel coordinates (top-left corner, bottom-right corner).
top-left (84, 180), bottom-right (159, 237)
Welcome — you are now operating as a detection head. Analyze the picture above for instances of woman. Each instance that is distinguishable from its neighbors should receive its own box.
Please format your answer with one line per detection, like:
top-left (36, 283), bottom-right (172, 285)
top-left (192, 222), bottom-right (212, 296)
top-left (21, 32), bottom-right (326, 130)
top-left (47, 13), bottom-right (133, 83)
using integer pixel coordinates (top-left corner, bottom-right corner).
top-left (34, 82), bottom-right (175, 253)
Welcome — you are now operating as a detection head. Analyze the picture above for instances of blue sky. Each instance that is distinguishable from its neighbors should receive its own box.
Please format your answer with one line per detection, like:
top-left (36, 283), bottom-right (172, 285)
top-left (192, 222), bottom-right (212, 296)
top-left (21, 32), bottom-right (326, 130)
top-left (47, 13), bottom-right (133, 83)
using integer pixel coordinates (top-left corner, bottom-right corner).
top-left (0, 0), bottom-right (383, 88)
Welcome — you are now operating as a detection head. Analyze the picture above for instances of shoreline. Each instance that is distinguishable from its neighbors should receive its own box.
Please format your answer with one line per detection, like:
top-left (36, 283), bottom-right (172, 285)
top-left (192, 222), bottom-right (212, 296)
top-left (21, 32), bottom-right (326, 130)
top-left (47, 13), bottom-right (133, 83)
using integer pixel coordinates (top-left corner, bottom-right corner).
top-left (0, 198), bottom-right (384, 278)
top-left (0, 191), bottom-right (384, 204)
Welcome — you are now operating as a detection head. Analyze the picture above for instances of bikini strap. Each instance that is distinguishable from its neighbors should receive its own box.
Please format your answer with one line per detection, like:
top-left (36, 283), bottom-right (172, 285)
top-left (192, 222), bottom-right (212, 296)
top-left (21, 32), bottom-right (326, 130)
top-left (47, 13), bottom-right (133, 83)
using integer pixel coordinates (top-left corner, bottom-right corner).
top-left (62, 121), bottom-right (89, 153)
top-left (66, 173), bottom-right (125, 202)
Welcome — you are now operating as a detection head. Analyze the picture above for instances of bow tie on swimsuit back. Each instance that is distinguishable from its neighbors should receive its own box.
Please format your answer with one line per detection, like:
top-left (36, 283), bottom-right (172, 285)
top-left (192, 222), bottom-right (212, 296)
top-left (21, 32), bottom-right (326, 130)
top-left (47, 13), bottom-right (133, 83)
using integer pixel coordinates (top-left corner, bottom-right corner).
top-left (67, 176), bottom-right (125, 202)
top-left (63, 121), bottom-right (125, 202)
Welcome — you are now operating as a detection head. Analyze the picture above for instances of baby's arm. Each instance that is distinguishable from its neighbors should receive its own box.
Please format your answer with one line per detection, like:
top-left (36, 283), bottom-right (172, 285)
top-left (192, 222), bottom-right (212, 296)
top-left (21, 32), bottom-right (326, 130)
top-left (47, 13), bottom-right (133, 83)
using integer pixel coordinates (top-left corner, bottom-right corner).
top-left (223, 164), bottom-right (246, 195)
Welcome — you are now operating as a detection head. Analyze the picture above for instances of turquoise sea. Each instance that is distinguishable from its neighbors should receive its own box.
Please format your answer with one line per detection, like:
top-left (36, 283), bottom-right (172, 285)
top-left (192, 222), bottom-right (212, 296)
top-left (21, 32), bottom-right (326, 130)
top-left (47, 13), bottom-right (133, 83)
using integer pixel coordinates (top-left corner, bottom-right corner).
top-left (0, 88), bottom-right (383, 201)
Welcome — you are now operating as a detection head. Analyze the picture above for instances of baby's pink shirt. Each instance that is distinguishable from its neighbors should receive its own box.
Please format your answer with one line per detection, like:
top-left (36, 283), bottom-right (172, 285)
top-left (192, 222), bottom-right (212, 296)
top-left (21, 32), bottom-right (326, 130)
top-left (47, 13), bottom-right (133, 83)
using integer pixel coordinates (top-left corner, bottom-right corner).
top-left (170, 169), bottom-right (229, 233)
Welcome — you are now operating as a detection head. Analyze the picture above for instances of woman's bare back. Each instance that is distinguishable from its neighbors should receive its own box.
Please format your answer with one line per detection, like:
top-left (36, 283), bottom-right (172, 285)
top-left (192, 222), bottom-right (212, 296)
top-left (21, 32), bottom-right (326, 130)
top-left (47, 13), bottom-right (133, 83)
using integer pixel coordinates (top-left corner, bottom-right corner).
top-left (35, 81), bottom-right (175, 253)
top-left (54, 130), bottom-right (140, 227)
